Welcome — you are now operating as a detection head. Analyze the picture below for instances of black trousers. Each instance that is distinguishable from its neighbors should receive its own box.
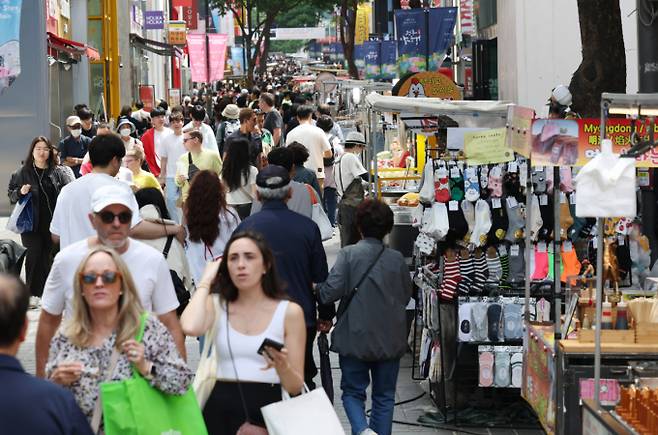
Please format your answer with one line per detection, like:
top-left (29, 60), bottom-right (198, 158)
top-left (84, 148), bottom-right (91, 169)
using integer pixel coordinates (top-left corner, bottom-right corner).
top-left (305, 327), bottom-right (318, 390)
top-left (20, 229), bottom-right (54, 297)
top-left (203, 381), bottom-right (281, 434)
top-left (337, 203), bottom-right (360, 248)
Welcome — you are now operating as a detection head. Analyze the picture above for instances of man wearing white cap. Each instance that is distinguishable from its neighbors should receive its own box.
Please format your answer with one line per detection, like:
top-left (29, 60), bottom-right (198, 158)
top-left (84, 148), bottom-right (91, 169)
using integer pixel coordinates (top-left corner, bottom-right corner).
top-left (58, 115), bottom-right (91, 178)
top-left (35, 184), bottom-right (185, 378)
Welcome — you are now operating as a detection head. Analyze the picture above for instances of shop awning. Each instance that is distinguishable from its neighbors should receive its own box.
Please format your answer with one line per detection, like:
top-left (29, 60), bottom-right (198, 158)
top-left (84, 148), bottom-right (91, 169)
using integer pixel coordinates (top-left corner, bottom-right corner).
top-left (47, 32), bottom-right (100, 61)
top-left (365, 92), bottom-right (510, 128)
top-left (130, 34), bottom-right (183, 58)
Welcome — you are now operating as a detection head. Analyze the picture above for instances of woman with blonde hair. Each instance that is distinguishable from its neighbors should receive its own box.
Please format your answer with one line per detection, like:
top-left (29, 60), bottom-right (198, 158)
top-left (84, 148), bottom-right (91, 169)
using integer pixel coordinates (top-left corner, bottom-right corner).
top-left (124, 146), bottom-right (161, 191)
top-left (46, 246), bottom-right (192, 427)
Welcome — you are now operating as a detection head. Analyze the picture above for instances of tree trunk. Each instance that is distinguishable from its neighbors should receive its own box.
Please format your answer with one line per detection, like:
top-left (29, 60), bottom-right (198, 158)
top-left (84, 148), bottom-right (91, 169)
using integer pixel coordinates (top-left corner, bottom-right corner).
top-left (340, 0), bottom-right (359, 79)
top-left (569, 0), bottom-right (626, 117)
top-left (258, 19), bottom-right (274, 75)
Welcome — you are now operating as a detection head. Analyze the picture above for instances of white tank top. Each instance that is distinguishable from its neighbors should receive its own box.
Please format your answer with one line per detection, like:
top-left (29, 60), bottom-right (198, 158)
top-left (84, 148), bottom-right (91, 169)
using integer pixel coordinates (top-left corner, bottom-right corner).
top-left (216, 300), bottom-right (288, 384)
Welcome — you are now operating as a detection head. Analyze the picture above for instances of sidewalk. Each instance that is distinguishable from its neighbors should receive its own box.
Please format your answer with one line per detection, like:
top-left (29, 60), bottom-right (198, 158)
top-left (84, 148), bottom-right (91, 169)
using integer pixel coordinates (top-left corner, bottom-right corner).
top-left (6, 217), bottom-right (542, 434)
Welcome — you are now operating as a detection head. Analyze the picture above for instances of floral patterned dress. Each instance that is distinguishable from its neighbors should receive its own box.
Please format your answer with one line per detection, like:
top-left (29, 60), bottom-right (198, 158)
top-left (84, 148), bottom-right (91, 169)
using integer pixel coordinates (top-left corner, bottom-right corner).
top-left (46, 314), bottom-right (193, 424)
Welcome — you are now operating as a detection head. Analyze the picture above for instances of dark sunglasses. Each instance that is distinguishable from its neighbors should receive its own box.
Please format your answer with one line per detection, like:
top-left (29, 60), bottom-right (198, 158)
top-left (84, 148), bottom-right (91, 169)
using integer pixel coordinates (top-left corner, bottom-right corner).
top-left (80, 271), bottom-right (121, 285)
top-left (97, 211), bottom-right (132, 224)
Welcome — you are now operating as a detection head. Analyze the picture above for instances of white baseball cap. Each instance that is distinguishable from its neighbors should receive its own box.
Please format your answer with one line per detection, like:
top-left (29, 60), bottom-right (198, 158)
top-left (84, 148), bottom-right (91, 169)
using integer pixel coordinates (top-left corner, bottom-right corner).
top-left (551, 85), bottom-right (572, 106)
top-left (91, 185), bottom-right (136, 214)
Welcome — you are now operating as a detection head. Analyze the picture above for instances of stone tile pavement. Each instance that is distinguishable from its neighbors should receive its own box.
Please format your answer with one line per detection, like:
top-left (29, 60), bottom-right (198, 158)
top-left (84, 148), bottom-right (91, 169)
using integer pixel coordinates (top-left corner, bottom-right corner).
top-left (4, 217), bottom-right (543, 434)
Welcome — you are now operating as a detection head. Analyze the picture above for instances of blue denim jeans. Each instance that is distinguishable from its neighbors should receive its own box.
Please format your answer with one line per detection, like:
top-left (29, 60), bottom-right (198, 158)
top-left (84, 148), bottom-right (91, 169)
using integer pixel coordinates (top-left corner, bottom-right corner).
top-left (323, 187), bottom-right (337, 227)
top-left (339, 355), bottom-right (400, 435)
top-left (165, 177), bottom-right (181, 223)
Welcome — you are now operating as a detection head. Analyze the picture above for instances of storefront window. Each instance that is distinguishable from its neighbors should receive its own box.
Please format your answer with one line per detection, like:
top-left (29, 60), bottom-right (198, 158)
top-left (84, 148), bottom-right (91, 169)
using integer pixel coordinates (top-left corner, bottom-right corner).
top-left (88, 0), bottom-right (102, 16)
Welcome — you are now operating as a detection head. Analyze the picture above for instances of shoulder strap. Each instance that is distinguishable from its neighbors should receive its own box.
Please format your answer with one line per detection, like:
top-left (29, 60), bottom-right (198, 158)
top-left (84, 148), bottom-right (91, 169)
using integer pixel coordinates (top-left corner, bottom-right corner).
top-left (304, 184), bottom-right (318, 205)
top-left (337, 155), bottom-right (345, 193)
top-left (135, 312), bottom-right (149, 343)
top-left (90, 346), bottom-right (121, 433)
top-left (335, 246), bottom-right (386, 319)
top-left (162, 235), bottom-right (174, 259)
top-left (188, 152), bottom-right (193, 164)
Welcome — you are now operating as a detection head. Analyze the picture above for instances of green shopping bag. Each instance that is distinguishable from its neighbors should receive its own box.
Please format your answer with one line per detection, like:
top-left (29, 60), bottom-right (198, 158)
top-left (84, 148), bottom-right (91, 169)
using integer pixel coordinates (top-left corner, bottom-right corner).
top-left (100, 313), bottom-right (208, 435)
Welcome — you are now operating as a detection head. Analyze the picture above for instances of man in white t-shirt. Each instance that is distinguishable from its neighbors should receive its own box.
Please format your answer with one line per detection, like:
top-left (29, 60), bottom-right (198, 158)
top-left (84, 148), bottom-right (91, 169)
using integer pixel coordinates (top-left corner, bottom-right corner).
top-left (285, 105), bottom-right (331, 187)
top-left (183, 105), bottom-right (219, 154)
top-left (157, 113), bottom-right (187, 223)
top-left (36, 185), bottom-right (185, 378)
top-left (50, 134), bottom-right (185, 249)
top-left (335, 132), bottom-right (369, 247)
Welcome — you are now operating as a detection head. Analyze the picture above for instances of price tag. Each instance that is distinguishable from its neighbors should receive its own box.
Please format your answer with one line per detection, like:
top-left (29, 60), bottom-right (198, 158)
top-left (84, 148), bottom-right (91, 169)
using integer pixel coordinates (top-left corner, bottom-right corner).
top-left (448, 200), bottom-right (458, 211)
top-left (539, 194), bottom-right (548, 206)
top-left (498, 245), bottom-right (508, 256)
top-left (638, 169), bottom-right (650, 187)
top-left (537, 242), bottom-right (547, 253)
top-left (519, 163), bottom-right (528, 185)
top-left (563, 240), bottom-right (573, 252)
top-left (510, 245), bottom-right (520, 256)
top-left (508, 162), bottom-right (518, 173)
top-left (570, 193), bottom-right (576, 205)
top-left (560, 192), bottom-right (567, 204)
top-left (492, 198), bottom-right (502, 209)
top-left (535, 166), bottom-right (544, 173)
top-left (506, 196), bottom-right (518, 208)
top-left (450, 167), bottom-right (460, 178)
top-left (491, 165), bottom-right (502, 177)
top-left (618, 235), bottom-right (626, 246)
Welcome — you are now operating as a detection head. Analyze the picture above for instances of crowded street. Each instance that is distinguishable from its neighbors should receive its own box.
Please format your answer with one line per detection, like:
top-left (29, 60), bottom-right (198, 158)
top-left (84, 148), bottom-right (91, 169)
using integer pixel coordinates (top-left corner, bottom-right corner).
top-left (1, 1), bottom-right (657, 435)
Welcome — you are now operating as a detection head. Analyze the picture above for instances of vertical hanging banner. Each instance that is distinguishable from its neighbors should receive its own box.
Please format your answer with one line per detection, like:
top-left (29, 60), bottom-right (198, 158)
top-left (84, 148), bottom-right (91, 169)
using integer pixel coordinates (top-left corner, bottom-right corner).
top-left (364, 41), bottom-right (381, 80)
top-left (230, 46), bottom-right (245, 76)
top-left (395, 9), bottom-right (427, 75)
top-left (186, 34), bottom-right (207, 83)
top-left (380, 40), bottom-right (397, 80)
top-left (354, 3), bottom-right (371, 46)
top-left (427, 7), bottom-right (457, 71)
top-left (139, 85), bottom-right (156, 112)
top-left (353, 44), bottom-right (366, 79)
top-left (207, 34), bottom-right (228, 81)
top-left (0, 0), bottom-right (22, 95)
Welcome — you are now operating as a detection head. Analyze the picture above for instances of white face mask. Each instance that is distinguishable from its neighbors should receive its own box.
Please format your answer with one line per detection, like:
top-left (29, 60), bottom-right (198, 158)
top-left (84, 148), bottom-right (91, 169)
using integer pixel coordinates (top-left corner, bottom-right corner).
top-left (70, 129), bottom-right (82, 138)
top-left (119, 128), bottom-right (132, 137)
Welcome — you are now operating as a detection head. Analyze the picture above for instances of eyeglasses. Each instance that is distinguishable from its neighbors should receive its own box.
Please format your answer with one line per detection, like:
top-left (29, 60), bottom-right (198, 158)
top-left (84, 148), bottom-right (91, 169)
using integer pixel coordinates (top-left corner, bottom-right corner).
top-left (97, 211), bottom-right (132, 224)
top-left (80, 271), bottom-right (121, 285)
top-left (183, 137), bottom-right (193, 142)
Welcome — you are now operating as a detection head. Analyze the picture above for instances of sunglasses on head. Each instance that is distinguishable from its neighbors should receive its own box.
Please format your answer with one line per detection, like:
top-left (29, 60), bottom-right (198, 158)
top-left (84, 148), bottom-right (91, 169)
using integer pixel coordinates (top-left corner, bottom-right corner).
top-left (97, 211), bottom-right (132, 224)
top-left (80, 271), bottom-right (121, 285)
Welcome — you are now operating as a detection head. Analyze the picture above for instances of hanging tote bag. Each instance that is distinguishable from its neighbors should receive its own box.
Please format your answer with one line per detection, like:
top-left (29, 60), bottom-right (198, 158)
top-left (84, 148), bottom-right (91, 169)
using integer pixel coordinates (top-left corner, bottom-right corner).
top-left (100, 313), bottom-right (208, 435)
top-left (193, 294), bottom-right (221, 409)
top-left (305, 184), bottom-right (333, 241)
top-left (261, 385), bottom-right (345, 435)
top-left (6, 192), bottom-right (33, 234)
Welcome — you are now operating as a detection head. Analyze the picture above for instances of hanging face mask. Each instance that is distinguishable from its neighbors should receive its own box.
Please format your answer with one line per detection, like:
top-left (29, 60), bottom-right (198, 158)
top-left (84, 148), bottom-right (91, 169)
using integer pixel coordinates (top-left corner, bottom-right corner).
top-left (119, 128), bottom-right (132, 137)
top-left (70, 129), bottom-right (82, 138)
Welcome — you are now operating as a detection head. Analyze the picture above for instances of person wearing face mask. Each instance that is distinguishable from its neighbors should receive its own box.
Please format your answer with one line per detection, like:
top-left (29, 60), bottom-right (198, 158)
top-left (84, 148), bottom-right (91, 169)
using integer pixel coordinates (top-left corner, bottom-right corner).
top-left (8, 136), bottom-right (72, 306)
top-left (183, 105), bottom-right (219, 155)
top-left (58, 116), bottom-right (92, 178)
top-left (117, 119), bottom-right (143, 155)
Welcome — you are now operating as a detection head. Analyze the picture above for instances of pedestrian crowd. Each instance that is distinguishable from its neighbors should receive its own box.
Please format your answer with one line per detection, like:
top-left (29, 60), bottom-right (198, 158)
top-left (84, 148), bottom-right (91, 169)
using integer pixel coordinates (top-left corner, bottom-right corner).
top-left (2, 73), bottom-right (412, 435)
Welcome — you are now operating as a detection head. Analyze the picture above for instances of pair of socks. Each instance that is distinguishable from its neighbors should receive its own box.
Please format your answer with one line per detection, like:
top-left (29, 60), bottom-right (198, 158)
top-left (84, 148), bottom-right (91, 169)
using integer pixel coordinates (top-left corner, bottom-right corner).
top-left (462, 200), bottom-right (475, 236)
top-left (471, 251), bottom-right (489, 294)
top-left (447, 206), bottom-right (469, 243)
top-left (488, 198), bottom-right (509, 243)
top-left (488, 166), bottom-right (503, 197)
top-left (529, 195), bottom-right (543, 241)
top-left (434, 177), bottom-right (451, 203)
top-left (479, 351), bottom-right (494, 387)
top-left (509, 243), bottom-right (526, 283)
top-left (503, 304), bottom-right (524, 340)
top-left (419, 158), bottom-right (435, 203)
top-left (470, 199), bottom-right (492, 246)
top-left (511, 353), bottom-right (523, 388)
top-left (559, 200), bottom-right (573, 240)
top-left (457, 252), bottom-right (475, 295)
top-left (472, 302), bottom-right (489, 342)
top-left (538, 194), bottom-right (554, 241)
top-left (560, 247), bottom-right (581, 285)
top-left (531, 246), bottom-right (549, 281)
top-left (458, 303), bottom-right (474, 342)
top-left (486, 249), bottom-right (502, 284)
top-left (487, 303), bottom-right (504, 341)
top-left (440, 255), bottom-right (462, 301)
top-left (505, 200), bottom-right (525, 242)
top-left (450, 175), bottom-right (464, 201)
top-left (495, 352), bottom-right (511, 387)
top-left (464, 167), bottom-right (480, 201)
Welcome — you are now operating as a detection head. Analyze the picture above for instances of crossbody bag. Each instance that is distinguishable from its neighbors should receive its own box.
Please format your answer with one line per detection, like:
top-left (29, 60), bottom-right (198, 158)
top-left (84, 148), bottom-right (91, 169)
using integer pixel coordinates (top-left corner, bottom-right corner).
top-left (335, 246), bottom-right (386, 320)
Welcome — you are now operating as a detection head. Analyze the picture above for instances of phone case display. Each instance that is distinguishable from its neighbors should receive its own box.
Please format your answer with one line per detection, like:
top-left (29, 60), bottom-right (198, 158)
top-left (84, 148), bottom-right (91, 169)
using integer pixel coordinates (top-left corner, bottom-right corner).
top-left (477, 346), bottom-right (523, 388)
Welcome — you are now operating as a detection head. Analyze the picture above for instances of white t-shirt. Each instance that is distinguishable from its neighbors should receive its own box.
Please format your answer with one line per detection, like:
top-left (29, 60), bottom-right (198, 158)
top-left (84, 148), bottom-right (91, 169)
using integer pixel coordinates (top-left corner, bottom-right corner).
top-left (153, 127), bottom-right (173, 169)
top-left (50, 173), bottom-right (142, 249)
top-left (335, 152), bottom-right (367, 196)
top-left (184, 121), bottom-right (219, 155)
top-left (157, 132), bottom-right (186, 178)
top-left (185, 208), bottom-right (240, 284)
top-left (41, 238), bottom-right (179, 319)
top-left (225, 166), bottom-right (258, 205)
top-left (285, 123), bottom-right (331, 179)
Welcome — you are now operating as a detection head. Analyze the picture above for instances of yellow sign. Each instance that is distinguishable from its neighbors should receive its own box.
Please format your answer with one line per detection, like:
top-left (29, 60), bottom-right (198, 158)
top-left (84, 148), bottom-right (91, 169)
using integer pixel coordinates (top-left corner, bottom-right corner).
top-left (168, 21), bottom-right (187, 45)
top-left (465, 128), bottom-right (514, 165)
top-left (395, 72), bottom-right (461, 100)
top-left (355, 3), bottom-right (371, 46)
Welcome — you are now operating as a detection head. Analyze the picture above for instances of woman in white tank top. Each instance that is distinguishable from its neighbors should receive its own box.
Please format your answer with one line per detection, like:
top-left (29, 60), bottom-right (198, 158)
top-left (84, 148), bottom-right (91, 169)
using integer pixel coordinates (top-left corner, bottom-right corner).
top-left (181, 231), bottom-right (306, 434)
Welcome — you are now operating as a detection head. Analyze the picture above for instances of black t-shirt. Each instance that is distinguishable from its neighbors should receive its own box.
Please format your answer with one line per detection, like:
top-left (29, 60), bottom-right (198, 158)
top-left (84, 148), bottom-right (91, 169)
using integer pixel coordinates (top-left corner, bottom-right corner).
top-left (226, 130), bottom-right (263, 166)
top-left (263, 109), bottom-right (283, 137)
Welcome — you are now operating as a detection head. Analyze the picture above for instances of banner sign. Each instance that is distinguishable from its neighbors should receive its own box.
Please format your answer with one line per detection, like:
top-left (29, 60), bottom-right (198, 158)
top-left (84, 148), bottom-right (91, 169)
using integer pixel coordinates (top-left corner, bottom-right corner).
top-left (183, 4), bottom-right (197, 30)
top-left (394, 72), bottom-right (461, 99)
top-left (230, 46), bottom-right (245, 76)
top-left (380, 40), bottom-right (397, 80)
top-left (168, 20), bottom-right (186, 45)
top-left (459, 0), bottom-right (476, 37)
top-left (363, 41), bottom-right (381, 80)
top-left (208, 34), bottom-right (228, 81)
top-left (506, 105), bottom-right (535, 157)
top-left (0, 0), bottom-right (22, 95)
top-left (186, 34), bottom-right (207, 82)
top-left (355, 4), bottom-right (371, 45)
top-left (138, 85), bottom-right (156, 112)
top-left (274, 27), bottom-right (326, 40)
top-left (395, 9), bottom-right (427, 75)
top-left (353, 44), bottom-right (366, 79)
top-left (428, 7), bottom-right (457, 71)
top-left (144, 10), bottom-right (165, 30)
top-left (168, 88), bottom-right (181, 108)
top-left (530, 118), bottom-right (658, 168)
top-left (465, 128), bottom-right (513, 165)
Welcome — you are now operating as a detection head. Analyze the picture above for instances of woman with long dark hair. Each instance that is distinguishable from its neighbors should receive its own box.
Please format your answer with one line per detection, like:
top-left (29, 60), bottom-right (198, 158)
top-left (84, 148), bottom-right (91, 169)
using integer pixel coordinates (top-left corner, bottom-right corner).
top-left (184, 170), bottom-right (240, 285)
top-left (7, 136), bottom-right (71, 304)
top-left (181, 231), bottom-right (306, 434)
top-left (221, 137), bottom-right (258, 220)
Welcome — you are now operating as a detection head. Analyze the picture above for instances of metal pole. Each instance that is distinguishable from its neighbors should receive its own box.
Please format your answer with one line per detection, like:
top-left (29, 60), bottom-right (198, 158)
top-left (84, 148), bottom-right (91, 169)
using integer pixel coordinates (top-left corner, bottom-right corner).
top-left (594, 99), bottom-right (608, 408)
top-left (553, 166), bottom-right (561, 338)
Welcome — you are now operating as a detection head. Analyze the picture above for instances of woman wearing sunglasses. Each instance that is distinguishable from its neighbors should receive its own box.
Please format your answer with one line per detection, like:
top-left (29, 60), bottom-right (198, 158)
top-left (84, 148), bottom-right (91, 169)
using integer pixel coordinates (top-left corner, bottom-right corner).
top-left (46, 246), bottom-right (193, 426)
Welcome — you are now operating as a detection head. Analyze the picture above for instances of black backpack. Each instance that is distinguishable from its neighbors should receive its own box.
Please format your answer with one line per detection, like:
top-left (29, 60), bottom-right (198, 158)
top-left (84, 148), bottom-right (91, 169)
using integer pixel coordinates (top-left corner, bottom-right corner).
top-left (162, 236), bottom-right (190, 316)
top-left (323, 134), bottom-right (336, 167)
